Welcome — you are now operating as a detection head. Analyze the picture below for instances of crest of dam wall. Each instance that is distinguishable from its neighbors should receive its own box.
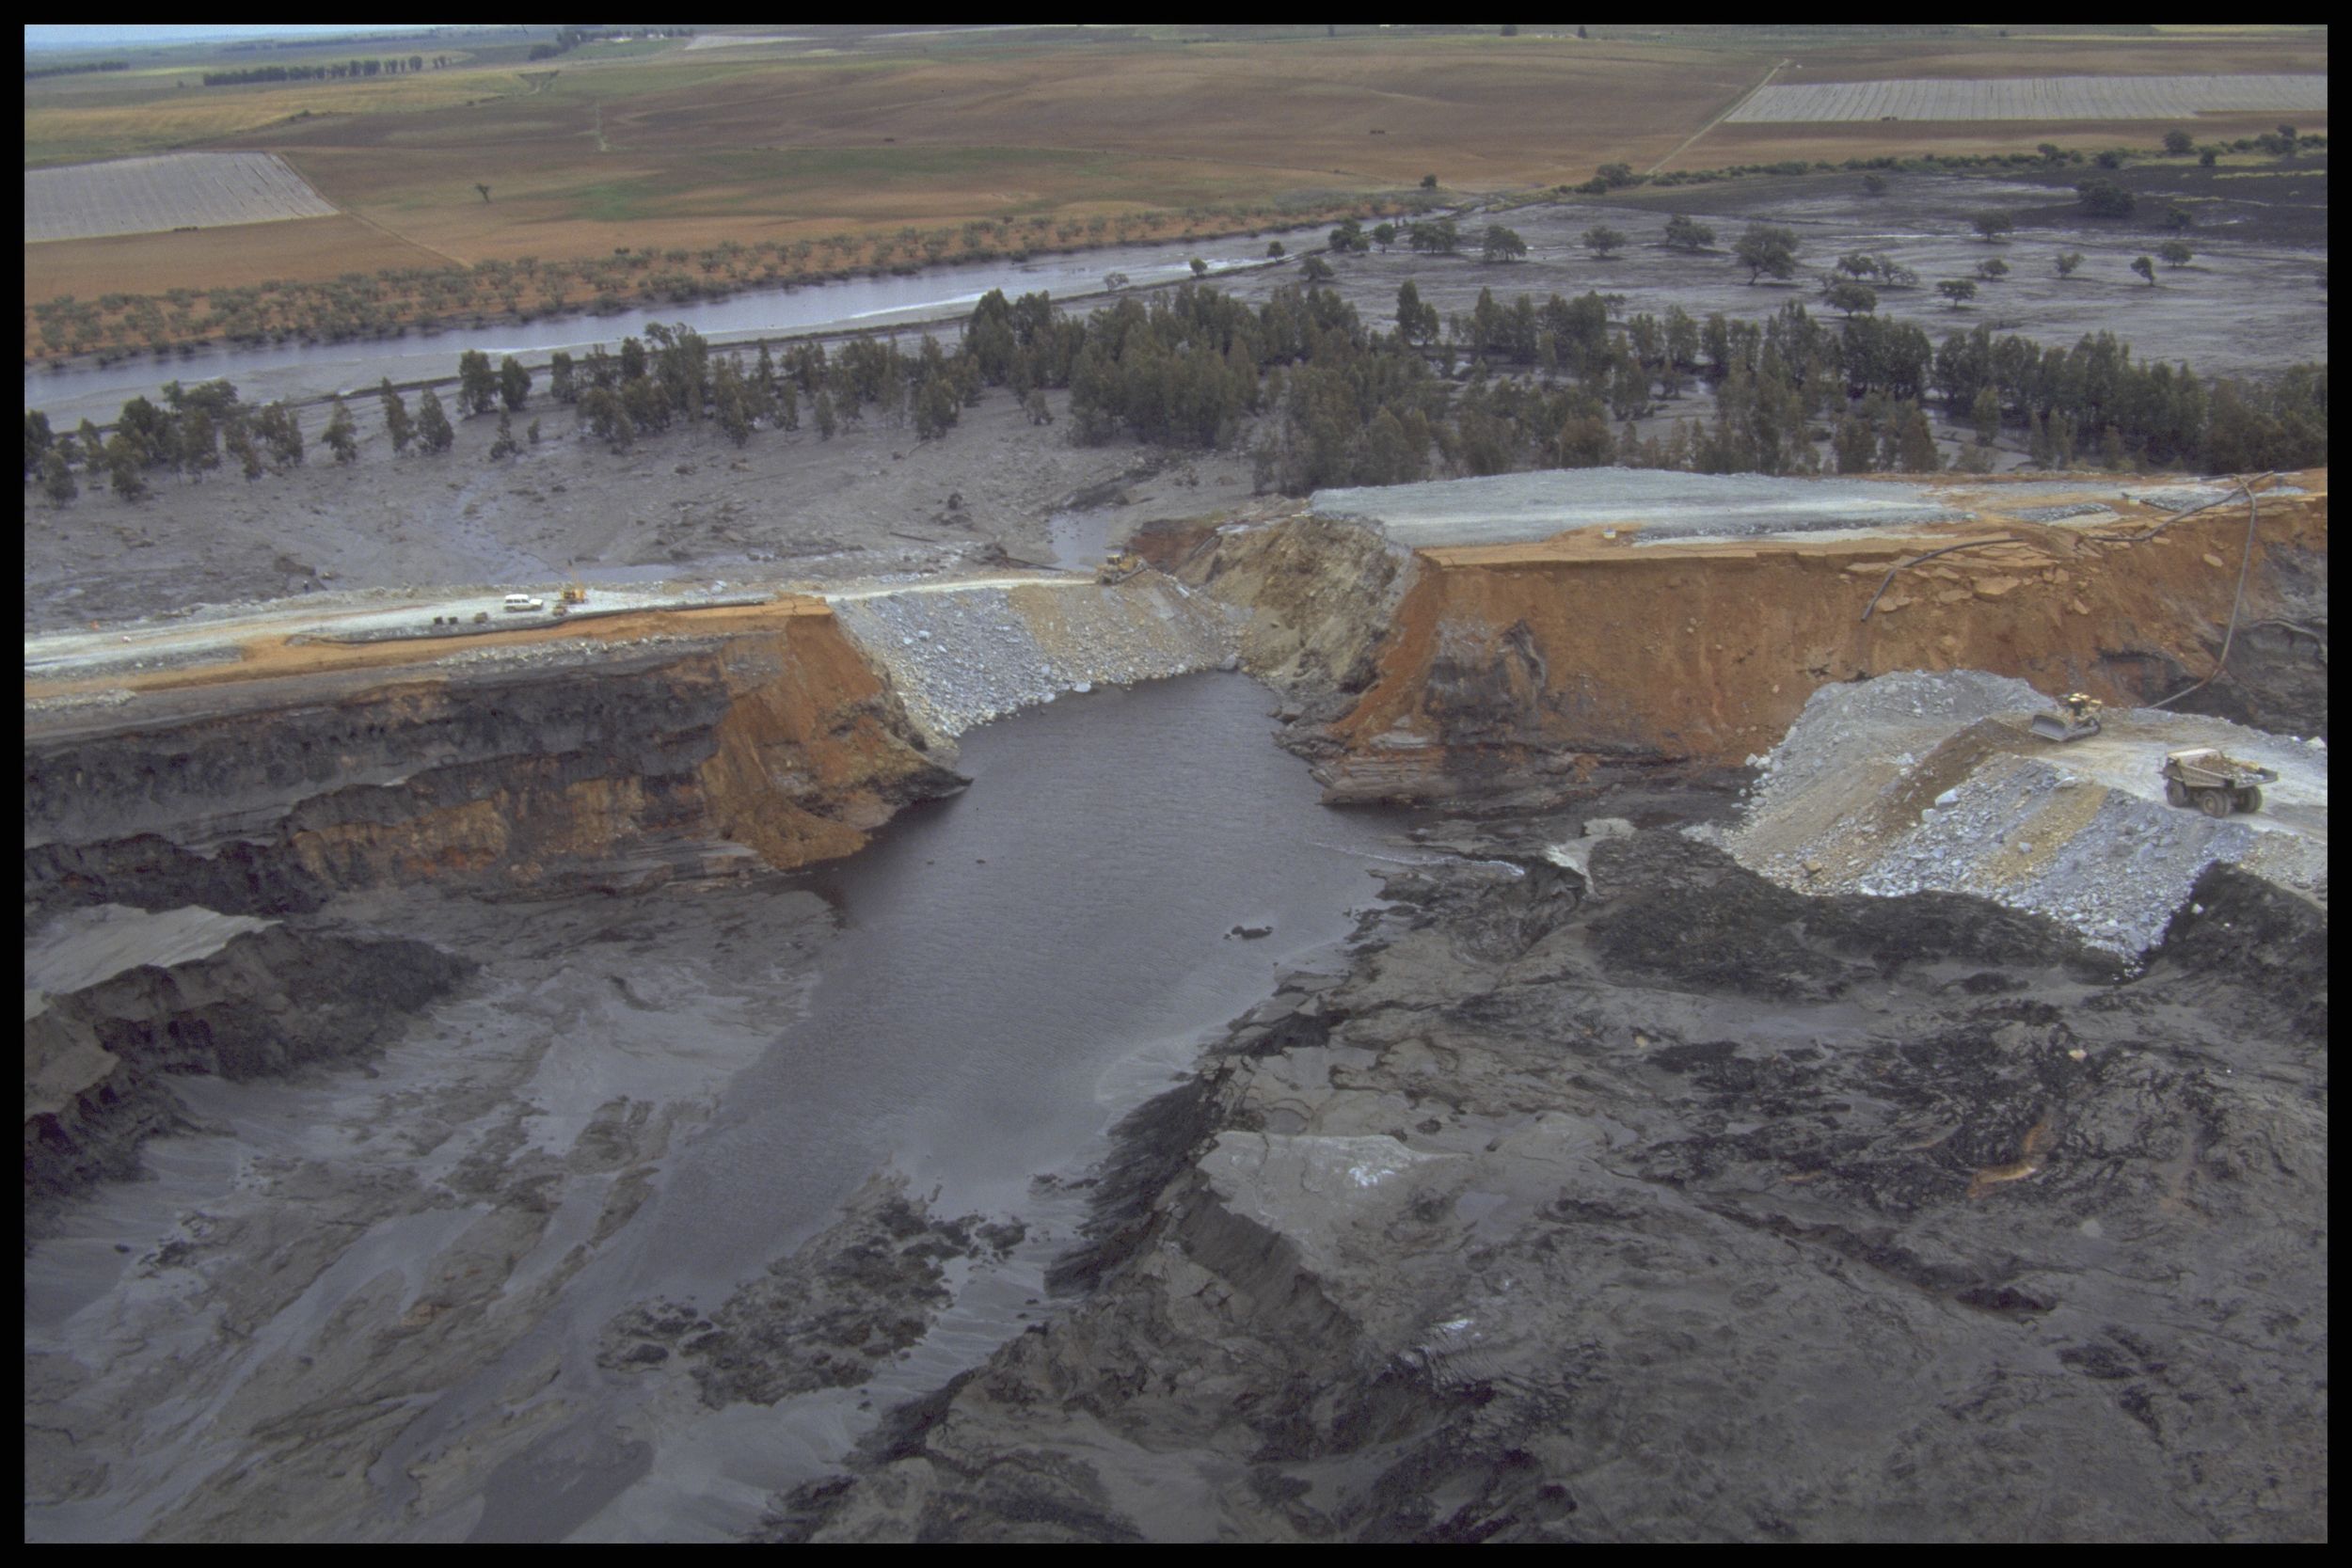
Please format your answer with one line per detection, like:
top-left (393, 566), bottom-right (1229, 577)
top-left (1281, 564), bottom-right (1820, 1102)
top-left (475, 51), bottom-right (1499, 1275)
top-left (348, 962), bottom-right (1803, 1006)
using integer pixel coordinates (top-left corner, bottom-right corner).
top-left (1169, 472), bottom-right (2328, 806)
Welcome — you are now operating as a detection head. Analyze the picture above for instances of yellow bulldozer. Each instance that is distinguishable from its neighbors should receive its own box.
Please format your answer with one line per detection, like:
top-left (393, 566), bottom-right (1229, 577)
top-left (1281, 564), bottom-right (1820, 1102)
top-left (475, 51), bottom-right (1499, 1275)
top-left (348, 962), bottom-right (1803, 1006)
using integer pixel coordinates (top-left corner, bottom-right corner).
top-left (2029, 691), bottom-right (2104, 743)
top-left (1096, 550), bottom-right (1145, 585)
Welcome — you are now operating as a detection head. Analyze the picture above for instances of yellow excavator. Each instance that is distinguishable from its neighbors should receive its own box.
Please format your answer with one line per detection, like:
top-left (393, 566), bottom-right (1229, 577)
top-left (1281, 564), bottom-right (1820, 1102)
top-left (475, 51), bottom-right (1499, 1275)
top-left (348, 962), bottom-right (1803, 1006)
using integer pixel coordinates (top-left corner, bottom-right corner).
top-left (552, 579), bottom-right (588, 617)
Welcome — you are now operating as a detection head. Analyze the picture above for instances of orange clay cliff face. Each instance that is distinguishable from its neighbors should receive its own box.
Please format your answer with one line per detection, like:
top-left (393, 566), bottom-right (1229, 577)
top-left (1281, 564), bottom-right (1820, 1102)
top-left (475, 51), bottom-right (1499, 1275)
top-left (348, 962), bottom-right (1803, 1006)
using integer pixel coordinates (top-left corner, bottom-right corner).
top-left (1165, 471), bottom-right (2328, 804)
top-left (24, 604), bottom-right (966, 916)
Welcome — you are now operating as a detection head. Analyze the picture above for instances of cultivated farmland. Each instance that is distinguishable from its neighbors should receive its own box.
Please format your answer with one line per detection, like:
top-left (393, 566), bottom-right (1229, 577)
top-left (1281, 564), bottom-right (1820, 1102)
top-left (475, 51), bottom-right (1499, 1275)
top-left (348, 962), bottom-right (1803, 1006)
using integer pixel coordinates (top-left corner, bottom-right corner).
top-left (24, 151), bottom-right (340, 243)
top-left (1727, 72), bottom-right (2329, 124)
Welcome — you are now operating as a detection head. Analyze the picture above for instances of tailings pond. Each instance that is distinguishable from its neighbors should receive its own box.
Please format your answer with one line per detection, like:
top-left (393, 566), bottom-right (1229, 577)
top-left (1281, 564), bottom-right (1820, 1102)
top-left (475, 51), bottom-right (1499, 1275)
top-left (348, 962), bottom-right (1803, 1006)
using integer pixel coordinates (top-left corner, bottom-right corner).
top-left (24, 672), bottom-right (1429, 1542)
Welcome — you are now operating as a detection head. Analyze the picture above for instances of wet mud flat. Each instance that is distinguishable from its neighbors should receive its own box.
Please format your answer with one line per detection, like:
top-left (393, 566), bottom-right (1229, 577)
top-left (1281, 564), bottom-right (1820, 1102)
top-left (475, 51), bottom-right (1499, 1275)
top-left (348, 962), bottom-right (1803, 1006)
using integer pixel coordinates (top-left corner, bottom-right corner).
top-left (778, 807), bottom-right (2328, 1542)
top-left (23, 879), bottom-right (841, 1539)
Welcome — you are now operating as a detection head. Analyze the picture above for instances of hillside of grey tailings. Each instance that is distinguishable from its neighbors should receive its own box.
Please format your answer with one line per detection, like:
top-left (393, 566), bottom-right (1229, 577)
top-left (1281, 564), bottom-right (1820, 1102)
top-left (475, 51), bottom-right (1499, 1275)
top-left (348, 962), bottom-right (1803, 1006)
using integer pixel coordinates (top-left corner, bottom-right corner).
top-left (24, 672), bottom-right (1422, 1543)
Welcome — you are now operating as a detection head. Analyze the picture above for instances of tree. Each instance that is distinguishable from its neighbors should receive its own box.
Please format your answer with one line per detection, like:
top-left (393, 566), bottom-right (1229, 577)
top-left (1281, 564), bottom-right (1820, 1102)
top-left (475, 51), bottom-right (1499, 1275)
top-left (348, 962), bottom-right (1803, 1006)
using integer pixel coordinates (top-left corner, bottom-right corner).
top-left (475, 182), bottom-right (491, 203)
top-left (2132, 255), bottom-right (2157, 286)
top-left (2157, 239), bottom-right (2194, 269)
top-left (913, 374), bottom-right (959, 440)
top-left (229, 426), bottom-right (265, 481)
top-left (2054, 251), bottom-right (2084, 278)
top-left (1408, 219), bottom-right (1460, 255)
top-left (2075, 177), bottom-right (2136, 217)
top-left (1595, 163), bottom-right (1635, 189)
top-left (499, 356), bottom-right (532, 411)
top-left (24, 409), bottom-right (53, 482)
top-left (40, 449), bottom-right (77, 504)
top-left (814, 388), bottom-right (837, 440)
top-left (1662, 214), bottom-right (1715, 252)
top-left (378, 379), bottom-right (415, 452)
top-left (323, 395), bottom-right (358, 464)
top-left (578, 387), bottom-right (628, 449)
top-left (457, 349), bottom-right (498, 415)
top-left (1938, 278), bottom-right (1978, 308)
top-left (2200, 147), bottom-right (2219, 167)
top-left (1970, 210), bottom-right (2015, 243)
top-left (1581, 225), bottom-right (1627, 258)
top-left (1833, 414), bottom-right (1876, 474)
top-left (1301, 255), bottom-right (1336, 283)
top-left (1821, 277), bottom-right (1877, 317)
top-left (107, 436), bottom-right (149, 501)
top-left (418, 388), bottom-right (455, 452)
top-left (257, 402), bottom-right (304, 467)
top-left (487, 412), bottom-right (519, 459)
top-left (1733, 224), bottom-right (1799, 285)
top-left (1975, 257), bottom-right (2009, 281)
top-left (1482, 225), bottom-right (1529, 262)
top-left (1266, 241), bottom-right (1286, 258)
top-left (1861, 174), bottom-right (1887, 197)
top-left (1420, 173), bottom-right (1438, 190)
top-left (1397, 280), bottom-right (1430, 343)
top-left (2163, 128), bottom-right (2195, 156)
top-left (1371, 223), bottom-right (1396, 251)
top-left (1896, 404), bottom-right (1939, 471)
top-left (1970, 385), bottom-right (2001, 447)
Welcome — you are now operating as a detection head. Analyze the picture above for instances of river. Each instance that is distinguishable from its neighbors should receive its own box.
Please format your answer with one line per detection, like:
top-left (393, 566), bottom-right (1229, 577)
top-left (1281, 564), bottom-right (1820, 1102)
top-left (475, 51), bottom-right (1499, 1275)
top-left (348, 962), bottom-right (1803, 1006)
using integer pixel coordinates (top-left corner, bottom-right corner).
top-left (22, 237), bottom-right (1291, 429)
top-left (24, 672), bottom-right (1433, 1541)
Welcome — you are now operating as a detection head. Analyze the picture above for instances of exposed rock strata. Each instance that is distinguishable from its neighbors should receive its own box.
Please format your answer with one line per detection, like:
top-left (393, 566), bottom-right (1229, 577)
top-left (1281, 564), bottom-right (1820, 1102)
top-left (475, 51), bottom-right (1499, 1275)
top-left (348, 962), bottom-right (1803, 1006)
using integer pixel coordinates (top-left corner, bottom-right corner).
top-left (24, 612), bottom-right (964, 916)
top-left (1178, 477), bottom-right (2328, 806)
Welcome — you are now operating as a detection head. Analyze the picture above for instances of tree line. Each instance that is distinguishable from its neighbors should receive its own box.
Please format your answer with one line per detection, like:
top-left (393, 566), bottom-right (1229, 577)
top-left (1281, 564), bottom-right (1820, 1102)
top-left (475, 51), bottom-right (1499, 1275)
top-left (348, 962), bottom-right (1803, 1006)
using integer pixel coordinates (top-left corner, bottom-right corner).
top-left (27, 282), bottom-right (2326, 508)
top-left (25, 59), bottom-right (129, 80)
top-left (200, 56), bottom-right (429, 85)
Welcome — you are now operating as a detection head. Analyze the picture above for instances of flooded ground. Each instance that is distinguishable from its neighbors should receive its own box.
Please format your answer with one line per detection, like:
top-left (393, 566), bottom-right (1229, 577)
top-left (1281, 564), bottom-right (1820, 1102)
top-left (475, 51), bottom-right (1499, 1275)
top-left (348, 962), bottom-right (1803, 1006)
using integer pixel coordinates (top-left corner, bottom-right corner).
top-left (23, 672), bottom-right (1425, 1541)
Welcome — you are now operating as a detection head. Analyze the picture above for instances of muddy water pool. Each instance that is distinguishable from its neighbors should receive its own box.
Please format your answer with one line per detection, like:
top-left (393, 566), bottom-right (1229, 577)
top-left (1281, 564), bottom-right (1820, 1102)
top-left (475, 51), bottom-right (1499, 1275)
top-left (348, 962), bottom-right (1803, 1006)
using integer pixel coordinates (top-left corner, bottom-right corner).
top-left (24, 672), bottom-right (1424, 1541)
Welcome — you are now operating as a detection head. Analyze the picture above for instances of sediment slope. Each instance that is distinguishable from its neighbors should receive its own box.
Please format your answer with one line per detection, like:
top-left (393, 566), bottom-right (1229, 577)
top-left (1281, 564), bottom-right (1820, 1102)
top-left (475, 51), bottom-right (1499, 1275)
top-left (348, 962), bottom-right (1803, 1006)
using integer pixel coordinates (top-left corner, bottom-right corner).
top-left (25, 917), bottom-right (474, 1227)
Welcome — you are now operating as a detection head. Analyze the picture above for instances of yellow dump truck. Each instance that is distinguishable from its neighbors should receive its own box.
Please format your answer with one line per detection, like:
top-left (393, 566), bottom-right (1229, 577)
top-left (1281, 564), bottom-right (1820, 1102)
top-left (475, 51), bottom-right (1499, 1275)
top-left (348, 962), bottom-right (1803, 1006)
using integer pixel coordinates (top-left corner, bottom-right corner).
top-left (2160, 748), bottom-right (2279, 817)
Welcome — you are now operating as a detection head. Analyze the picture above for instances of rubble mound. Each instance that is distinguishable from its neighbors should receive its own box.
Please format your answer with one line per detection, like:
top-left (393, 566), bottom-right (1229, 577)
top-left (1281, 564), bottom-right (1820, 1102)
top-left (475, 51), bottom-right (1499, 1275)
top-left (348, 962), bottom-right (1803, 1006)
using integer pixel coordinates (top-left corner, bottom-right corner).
top-left (1709, 670), bottom-right (2328, 957)
top-left (832, 577), bottom-right (1235, 741)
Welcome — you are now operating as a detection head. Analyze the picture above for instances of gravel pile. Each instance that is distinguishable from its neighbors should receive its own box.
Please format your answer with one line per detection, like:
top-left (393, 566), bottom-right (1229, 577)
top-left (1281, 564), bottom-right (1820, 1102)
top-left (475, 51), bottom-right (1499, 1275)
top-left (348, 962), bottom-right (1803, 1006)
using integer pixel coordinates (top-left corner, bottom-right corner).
top-left (834, 576), bottom-right (1236, 739)
top-left (1707, 670), bottom-right (2328, 958)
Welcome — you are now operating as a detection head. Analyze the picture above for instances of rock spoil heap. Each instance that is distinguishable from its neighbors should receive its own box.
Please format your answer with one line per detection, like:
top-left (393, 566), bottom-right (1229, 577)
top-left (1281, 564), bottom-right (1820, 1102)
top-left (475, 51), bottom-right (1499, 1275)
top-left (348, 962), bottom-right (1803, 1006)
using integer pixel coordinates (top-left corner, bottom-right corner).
top-left (1708, 670), bottom-right (2328, 957)
top-left (832, 575), bottom-right (1236, 741)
